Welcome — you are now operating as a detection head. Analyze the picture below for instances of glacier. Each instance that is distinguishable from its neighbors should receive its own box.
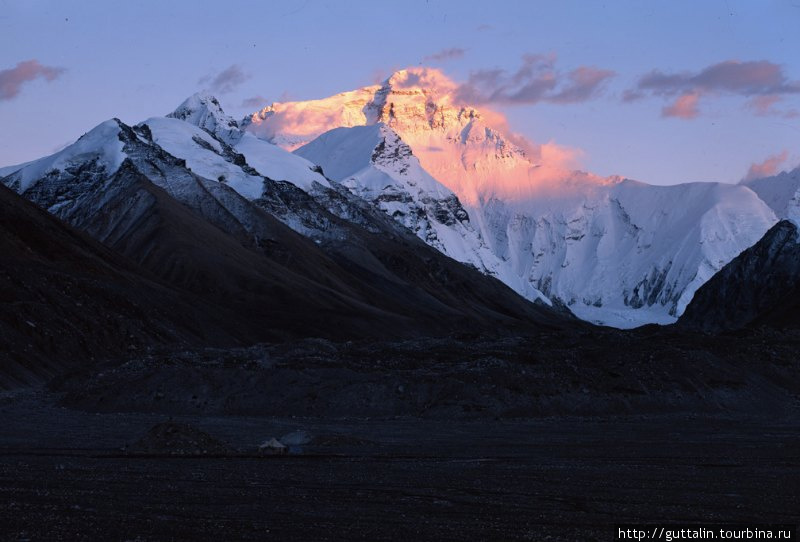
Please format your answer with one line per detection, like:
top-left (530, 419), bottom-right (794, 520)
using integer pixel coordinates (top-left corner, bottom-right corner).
top-left (243, 69), bottom-right (778, 327)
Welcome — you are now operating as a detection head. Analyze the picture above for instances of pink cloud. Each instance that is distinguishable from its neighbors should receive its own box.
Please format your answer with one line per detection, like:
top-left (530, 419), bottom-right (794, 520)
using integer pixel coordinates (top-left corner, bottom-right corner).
top-left (0, 59), bottom-right (65, 101)
top-left (743, 150), bottom-right (790, 181)
top-left (388, 67), bottom-right (458, 93)
top-left (747, 95), bottom-right (782, 116)
top-left (746, 95), bottom-right (800, 118)
top-left (661, 93), bottom-right (700, 119)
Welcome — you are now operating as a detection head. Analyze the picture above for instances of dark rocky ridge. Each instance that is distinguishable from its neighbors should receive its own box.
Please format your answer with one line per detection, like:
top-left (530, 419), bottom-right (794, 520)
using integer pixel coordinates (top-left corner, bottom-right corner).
top-left (0, 119), bottom-right (572, 389)
top-left (679, 220), bottom-right (800, 332)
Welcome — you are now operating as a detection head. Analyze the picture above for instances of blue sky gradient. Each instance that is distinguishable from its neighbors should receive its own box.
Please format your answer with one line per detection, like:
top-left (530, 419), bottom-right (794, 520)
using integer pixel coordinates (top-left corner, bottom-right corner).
top-left (1, 0), bottom-right (798, 185)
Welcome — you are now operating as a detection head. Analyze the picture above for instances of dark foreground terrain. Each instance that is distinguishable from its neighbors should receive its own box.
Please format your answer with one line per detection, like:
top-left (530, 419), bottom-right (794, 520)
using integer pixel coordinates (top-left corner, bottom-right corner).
top-left (1, 329), bottom-right (799, 541)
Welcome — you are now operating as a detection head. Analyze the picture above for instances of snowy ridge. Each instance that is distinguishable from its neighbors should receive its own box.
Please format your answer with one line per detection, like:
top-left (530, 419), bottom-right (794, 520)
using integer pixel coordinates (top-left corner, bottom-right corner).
top-left (2, 86), bottom-right (787, 328)
top-left (134, 115), bottom-right (337, 240)
top-left (679, 219), bottom-right (800, 331)
top-left (295, 124), bottom-right (453, 199)
top-left (168, 92), bottom-right (242, 145)
top-left (243, 84), bottom-right (385, 150)
top-left (244, 69), bottom-right (617, 205)
top-left (245, 68), bottom-right (779, 327)
top-left (0, 159), bottom-right (35, 178)
top-left (1, 117), bottom-right (258, 239)
top-left (235, 133), bottom-right (330, 193)
top-left (498, 180), bottom-right (777, 327)
top-left (3, 120), bottom-right (126, 194)
top-left (142, 117), bottom-right (266, 200)
top-left (1, 96), bottom-right (456, 266)
top-left (296, 124), bottom-right (549, 303)
top-left (165, 95), bottom-right (330, 194)
top-left (740, 166), bottom-right (800, 228)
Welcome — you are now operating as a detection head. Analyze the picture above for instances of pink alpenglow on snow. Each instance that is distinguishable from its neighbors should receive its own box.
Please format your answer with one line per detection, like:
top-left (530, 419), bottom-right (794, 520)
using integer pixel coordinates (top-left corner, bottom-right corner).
top-left (244, 67), bottom-right (609, 206)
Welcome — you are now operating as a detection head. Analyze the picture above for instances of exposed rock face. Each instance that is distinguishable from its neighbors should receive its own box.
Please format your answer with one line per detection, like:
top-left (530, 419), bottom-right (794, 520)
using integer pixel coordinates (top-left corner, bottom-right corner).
top-left (1, 110), bottom-right (568, 388)
top-left (3, 84), bottom-right (784, 331)
top-left (168, 92), bottom-right (242, 145)
top-left (243, 70), bottom-right (777, 327)
top-left (679, 220), bottom-right (800, 332)
top-left (294, 123), bottom-right (547, 303)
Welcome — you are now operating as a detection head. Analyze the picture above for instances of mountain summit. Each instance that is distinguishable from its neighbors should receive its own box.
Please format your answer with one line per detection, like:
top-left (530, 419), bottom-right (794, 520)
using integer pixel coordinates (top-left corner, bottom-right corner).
top-left (1, 94), bottom-right (563, 358)
top-left (168, 92), bottom-right (242, 144)
top-left (244, 68), bottom-right (608, 205)
top-left (0, 79), bottom-right (783, 328)
top-left (243, 69), bottom-right (777, 327)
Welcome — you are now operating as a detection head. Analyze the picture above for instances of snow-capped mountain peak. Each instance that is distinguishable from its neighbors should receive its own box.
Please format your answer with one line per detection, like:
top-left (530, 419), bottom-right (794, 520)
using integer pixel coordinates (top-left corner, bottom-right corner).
top-left (3, 86), bottom-right (785, 329)
top-left (241, 70), bottom-right (781, 327)
top-left (295, 122), bottom-right (550, 304)
top-left (160, 94), bottom-right (332, 194)
top-left (740, 166), bottom-right (800, 227)
top-left (168, 92), bottom-right (242, 144)
top-left (244, 68), bottom-right (613, 206)
top-left (296, 123), bottom-right (449, 198)
top-left (3, 118), bottom-right (126, 194)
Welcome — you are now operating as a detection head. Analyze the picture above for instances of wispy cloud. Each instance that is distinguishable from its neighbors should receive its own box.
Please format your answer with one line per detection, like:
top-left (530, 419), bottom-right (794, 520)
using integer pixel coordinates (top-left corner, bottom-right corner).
top-left (621, 89), bottom-right (645, 103)
top-left (743, 150), bottom-right (790, 181)
top-left (662, 93), bottom-right (700, 119)
top-left (0, 59), bottom-right (65, 101)
top-left (747, 95), bottom-right (782, 116)
top-left (638, 60), bottom-right (799, 96)
top-left (241, 95), bottom-right (268, 108)
top-left (454, 54), bottom-right (615, 106)
top-left (628, 60), bottom-right (800, 119)
top-left (549, 66), bottom-right (617, 104)
top-left (198, 64), bottom-right (250, 94)
top-left (746, 95), bottom-right (799, 119)
top-left (422, 47), bottom-right (466, 63)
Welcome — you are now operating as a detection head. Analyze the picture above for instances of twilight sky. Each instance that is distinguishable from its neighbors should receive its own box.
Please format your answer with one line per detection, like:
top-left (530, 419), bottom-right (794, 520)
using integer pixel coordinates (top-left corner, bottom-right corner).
top-left (1, 0), bottom-right (798, 185)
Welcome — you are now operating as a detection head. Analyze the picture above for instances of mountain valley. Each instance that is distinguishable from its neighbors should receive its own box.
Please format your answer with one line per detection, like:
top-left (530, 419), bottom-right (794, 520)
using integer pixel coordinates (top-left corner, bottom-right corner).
top-left (1, 70), bottom-right (800, 542)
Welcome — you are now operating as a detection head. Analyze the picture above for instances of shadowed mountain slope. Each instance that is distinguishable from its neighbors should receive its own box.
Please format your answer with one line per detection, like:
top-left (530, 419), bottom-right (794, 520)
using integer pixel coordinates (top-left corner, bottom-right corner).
top-left (0, 183), bottom-right (255, 388)
top-left (679, 220), bottom-right (800, 332)
top-left (0, 117), bottom-right (573, 388)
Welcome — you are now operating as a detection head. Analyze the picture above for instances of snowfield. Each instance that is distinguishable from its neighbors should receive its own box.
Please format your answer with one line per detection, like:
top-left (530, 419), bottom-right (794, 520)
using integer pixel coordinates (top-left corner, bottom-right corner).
top-left (2, 80), bottom-right (792, 328)
top-left (245, 69), bottom-right (779, 326)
